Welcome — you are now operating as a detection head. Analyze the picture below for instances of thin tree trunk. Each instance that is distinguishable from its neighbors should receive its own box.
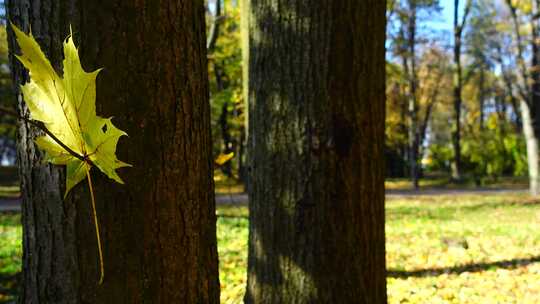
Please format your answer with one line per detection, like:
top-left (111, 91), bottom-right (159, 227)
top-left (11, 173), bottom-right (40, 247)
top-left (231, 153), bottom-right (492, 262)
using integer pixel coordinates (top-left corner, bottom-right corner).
top-left (506, 0), bottom-right (540, 196)
top-left (400, 84), bottom-right (408, 177)
top-left (207, 0), bottom-right (223, 52)
top-left (452, 0), bottom-right (463, 180)
top-left (479, 69), bottom-right (485, 129)
top-left (452, 0), bottom-right (471, 180)
top-left (7, 1), bottom-right (219, 302)
top-left (532, 0), bottom-right (540, 138)
top-left (406, 1), bottom-right (419, 189)
top-left (240, 0), bottom-right (250, 186)
top-left (219, 101), bottom-right (233, 177)
top-left (245, 1), bottom-right (387, 303)
top-left (521, 101), bottom-right (540, 195)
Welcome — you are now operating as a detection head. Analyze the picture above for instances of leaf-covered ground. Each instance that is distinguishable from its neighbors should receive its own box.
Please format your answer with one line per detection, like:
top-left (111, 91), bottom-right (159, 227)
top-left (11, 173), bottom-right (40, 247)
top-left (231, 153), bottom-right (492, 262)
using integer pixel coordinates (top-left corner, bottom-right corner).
top-left (217, 193), bottom-right (540, 303)
top-left (2, 193), bottom-right (540, 303)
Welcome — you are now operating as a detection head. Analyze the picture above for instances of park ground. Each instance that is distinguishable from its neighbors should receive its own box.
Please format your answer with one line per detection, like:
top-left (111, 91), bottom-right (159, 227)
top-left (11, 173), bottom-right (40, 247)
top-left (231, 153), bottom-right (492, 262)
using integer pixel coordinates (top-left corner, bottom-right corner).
top-left (1, 173), bottom-right (540, 303)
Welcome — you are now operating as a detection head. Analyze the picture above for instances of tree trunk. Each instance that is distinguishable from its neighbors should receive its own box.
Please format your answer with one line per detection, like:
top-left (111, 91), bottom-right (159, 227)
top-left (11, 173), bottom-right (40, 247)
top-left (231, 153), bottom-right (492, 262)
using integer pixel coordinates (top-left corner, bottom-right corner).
top-left (521, 101), bottom-right (540, 195)
top-left (452, 1), bottom-right (463, 180)
top-left (240, 0), bottom-right (250, 186)
top-left (219, 101), bottom-right (233, 177)
top-left (246, 1), bottom-right (386, 303)
top-left (406, 2), bottom-right (419, 189)
top-left (505, 0), bottom-right (540, 196)
top-left (532, 0), bottom-right (540, 139)
top-left (452, 0), bottom-right (471, 181)
top-left (7, 1), bottom-right (219, 302)
top-left (478, 68), bottom-right (485, 130)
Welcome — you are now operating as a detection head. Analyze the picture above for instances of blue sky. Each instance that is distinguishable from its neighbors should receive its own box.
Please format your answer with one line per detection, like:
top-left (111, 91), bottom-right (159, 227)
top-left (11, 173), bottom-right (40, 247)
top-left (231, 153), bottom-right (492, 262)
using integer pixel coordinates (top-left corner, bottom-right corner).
top-left (440, 0), bottom-right (454, 29)
top-left (436, 0), bottom-right (465, 31)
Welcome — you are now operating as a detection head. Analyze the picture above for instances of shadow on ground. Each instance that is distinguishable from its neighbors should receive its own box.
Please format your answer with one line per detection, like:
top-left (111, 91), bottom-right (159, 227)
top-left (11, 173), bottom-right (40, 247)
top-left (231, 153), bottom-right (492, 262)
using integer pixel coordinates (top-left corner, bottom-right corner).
top-left (388, 255), bottom-right (540, 278)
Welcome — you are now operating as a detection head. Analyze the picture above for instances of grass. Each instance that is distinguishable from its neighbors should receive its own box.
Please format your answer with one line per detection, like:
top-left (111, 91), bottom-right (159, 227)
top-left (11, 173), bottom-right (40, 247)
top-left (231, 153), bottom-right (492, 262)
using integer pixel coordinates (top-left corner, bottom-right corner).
top-left (218, 193), bottom-right (540, 303)
top-left (0, 213), bottom-right (21, 303)
top-left (3, 192), bottom-right (540, 303)
top-left (214, 170), bottom-right (245, 195)
top-left (214, 172), bottom-right (529, 195)
top-left (385, 176), bottom-right (529, 191)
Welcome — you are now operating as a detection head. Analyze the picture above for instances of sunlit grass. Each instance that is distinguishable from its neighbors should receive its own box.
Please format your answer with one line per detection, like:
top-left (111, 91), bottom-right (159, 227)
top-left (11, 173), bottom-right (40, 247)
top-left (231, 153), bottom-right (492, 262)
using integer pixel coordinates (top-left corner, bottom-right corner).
top-left (214, 170), bottom-right (245, 195)
top-left (213, 171), bottom-right (528, 194)
top-left (217, 206), bottom-right (249, 303)
top-left (2, 193), bottom-right (540, 303)
top-left (218, 193), bottom-right (540, 303)
top-left (0, 213), bottom-right (21, 303)
top-left (385, 176), bottom-right (528, 190)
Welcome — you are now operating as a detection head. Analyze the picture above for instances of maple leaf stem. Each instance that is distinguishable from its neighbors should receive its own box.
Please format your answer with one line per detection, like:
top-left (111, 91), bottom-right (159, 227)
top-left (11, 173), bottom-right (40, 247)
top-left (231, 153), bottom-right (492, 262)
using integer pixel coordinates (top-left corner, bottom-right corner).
top-left (86, 168), bottom-right (105, 285)
top-left (0, 106), bottom-right (90, 164)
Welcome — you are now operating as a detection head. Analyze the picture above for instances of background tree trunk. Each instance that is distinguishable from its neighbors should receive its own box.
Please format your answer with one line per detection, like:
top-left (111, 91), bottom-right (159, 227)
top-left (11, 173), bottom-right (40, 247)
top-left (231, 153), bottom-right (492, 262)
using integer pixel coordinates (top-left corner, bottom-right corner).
top-left (505, 0), bottom-right (540, 196)
top-left (521, 101), bottom-right (540, 195)
top-left (406, 0), bottom-right (420, 189)
top-left (452, 0), bottom-right (464, 180)
top-left (7, 1), bottom-right (219, 302)
top-left (240, 0), bottom-right (250, 186)
top-left (245, 1), bottom-right (387, 303)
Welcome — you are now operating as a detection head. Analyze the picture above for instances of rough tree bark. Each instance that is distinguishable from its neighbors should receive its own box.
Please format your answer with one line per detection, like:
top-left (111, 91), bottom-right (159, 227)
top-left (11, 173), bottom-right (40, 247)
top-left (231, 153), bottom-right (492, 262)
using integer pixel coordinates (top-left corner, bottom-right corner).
top-left (7, 1), bottom-right (219, 302)
top-left (245, 1), bottom-right (387, 303)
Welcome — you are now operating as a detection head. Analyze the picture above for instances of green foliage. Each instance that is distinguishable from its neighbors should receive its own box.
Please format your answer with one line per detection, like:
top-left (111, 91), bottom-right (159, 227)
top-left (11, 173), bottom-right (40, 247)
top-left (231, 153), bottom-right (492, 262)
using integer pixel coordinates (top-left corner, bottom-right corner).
top-left (462, 115), bottom-right (527, 181)
top-left (425, 144), bottom-right (453, 172)
top-left (427, 115), bottom-right (526, 180)
top-left (207, 0), bottom-right (245, 176)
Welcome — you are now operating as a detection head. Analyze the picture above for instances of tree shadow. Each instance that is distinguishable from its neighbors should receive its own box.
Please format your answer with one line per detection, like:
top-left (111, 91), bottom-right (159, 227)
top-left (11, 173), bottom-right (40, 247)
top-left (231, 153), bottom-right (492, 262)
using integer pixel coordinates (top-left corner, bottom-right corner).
top-left (388, 256), bottom-right (540, 278)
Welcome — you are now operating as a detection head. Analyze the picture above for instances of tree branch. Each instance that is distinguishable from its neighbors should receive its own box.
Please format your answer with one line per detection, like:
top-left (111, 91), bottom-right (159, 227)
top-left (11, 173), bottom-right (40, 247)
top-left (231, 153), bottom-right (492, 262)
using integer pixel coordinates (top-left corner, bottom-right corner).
top-left (459, 0), bottom-right (473, 32)
top-left (0, 106), bottom-right (89, 164)
top-left (206, 0), bottom-right (223, 52)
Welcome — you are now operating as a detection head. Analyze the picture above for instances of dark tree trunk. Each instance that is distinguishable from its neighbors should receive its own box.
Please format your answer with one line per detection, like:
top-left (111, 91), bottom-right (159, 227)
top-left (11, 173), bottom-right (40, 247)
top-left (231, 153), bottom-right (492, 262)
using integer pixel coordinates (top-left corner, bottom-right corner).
top-left (240, 0), bottom-right (250, 187)
top-left (452, 0), bottom-right (471, 180)
top-left (478, 69), bottom-right (485, 130)
top-left (452, 1), bottom-right (463, 180)
top-left (7, 1), bottom-right (219, 303)
top-left (533, 0), bottom-right (540, 139)
top-left (245, 1), bottom-right (386, 303)
top-left (399, 84), bottom-right (408, 177)
top-left (406, 1), bottom-right (420, 189)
